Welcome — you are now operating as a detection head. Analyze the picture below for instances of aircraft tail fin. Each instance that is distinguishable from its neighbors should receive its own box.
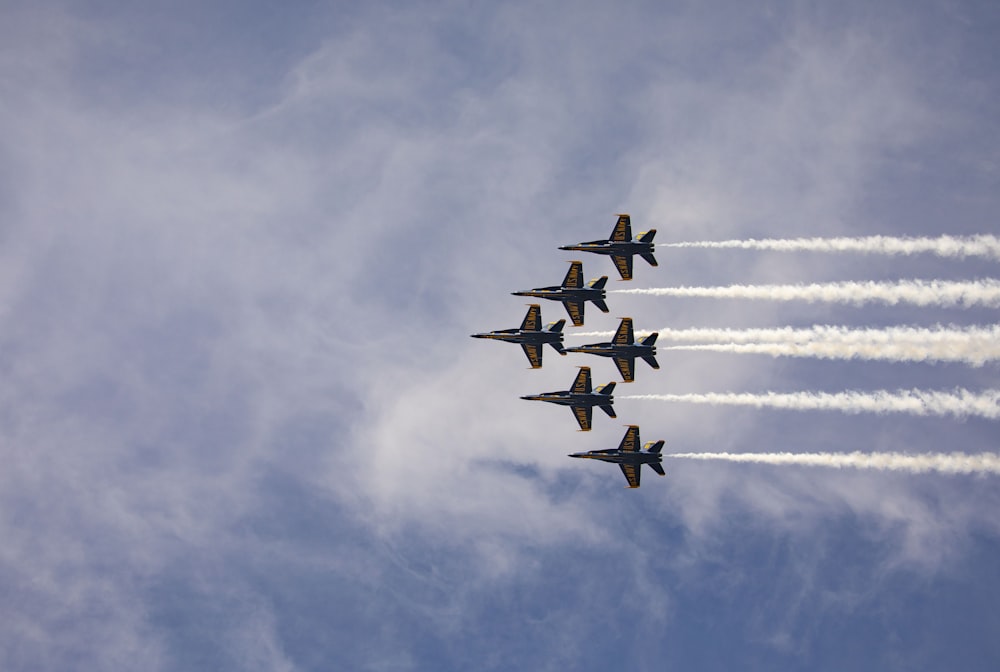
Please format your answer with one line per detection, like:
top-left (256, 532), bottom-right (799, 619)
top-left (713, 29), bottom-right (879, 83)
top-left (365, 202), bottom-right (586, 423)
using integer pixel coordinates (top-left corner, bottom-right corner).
top-left (547, 319), bottom-right (566, 333)
top-left (640, 252), bottom-right (658, 267)
top-left (589, 276), bottom-right (608, 290)
top-left (597, 382), bottom-right (616, 396)
top-left (642, 355), bottom-right (660, 369)
top-left (637, 229), bottom-right (656, 243)
top-left (600, 404), bottom-right (617, 418)
top-left (645, 440), bottom-right (664, 454)
top-left (649, 463), bottom-right (666, 476)
top-left (549, 341), bottom-right (566, 355)
top-left (592, 299), bottom-right (610, 313)
top-left (640, 333), bottom-right (658, 346)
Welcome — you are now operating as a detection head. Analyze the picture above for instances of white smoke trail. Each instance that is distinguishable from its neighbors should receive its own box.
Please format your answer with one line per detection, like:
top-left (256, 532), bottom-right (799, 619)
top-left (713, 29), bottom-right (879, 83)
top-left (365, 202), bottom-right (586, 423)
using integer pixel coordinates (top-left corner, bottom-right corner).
top-left (570, 324), bottom-right (1000, 366)
top-left (614, 279), bottom-right (1000, 307)
top-left (664, 451), bottom-right (1000, 475)
top-left (659, 234), bottom-right (1000, 260)
top-left (624, 389), bottom-right (1000, 419)
top-left (569, 323), bottom-right (998, 344)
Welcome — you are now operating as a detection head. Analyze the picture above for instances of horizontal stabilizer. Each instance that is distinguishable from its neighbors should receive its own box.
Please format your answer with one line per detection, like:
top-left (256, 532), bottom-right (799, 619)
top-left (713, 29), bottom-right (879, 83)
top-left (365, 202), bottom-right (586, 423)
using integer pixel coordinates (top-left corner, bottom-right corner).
top-left (638, 229), bottom-right (657, 243)
top-left (640, 333), bottom-right (658, 346)
top-left (592, 299), bottom-right (610, 313)
top-left (600, 404), bottom-right (616, 418)
top-left (589, 276), bottom-right (608, 290)
top-left (547, 319), bottom-right (567, 333)
top-left (640, 252), bottom-right (658, 267)
top-left (645, 440), bottom-right (665, 454)
top-left (549, 341), bottom-right (567, 355)
top-left (650, 463), bottom-right (666, 476)
top-left (641, 355), bottom-right (660, 369)
top-left (597, 382), bottom-right (616, 395)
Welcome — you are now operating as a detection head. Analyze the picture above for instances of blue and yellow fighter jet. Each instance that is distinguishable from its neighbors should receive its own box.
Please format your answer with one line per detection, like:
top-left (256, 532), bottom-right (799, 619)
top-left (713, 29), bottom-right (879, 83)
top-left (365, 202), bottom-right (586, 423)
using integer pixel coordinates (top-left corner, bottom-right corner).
top-left (520, 366), bottom-right (615, 431)
top-left (565, 317), bottom-right (659, 383)
top-left (511, 260), bottom-right (609, 327)
top-left (470, 304), bottom-right (566, 369)
top-left (569, 425), bottom-right (665, 488)
top-left (559, 214), bottom-right (657, 281)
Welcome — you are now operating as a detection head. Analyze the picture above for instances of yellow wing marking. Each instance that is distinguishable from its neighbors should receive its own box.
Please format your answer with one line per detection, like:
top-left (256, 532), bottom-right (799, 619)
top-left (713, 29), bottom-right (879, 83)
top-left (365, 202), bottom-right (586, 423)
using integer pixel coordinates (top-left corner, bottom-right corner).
top-left (565, 301), bottom-right (584, 327)
top-left (520, 305), bottom-right (541, 331)
top-left (612, 255), bottom-right (632, 281)
top-left (611, 214), bottom-right (631, 242)
top-left (613, 318), bottom-right (633, 345)
top-left (562, 261), bottom-right (583, 288)
top-left (619, 463), bottom-right (640, 488)
top-left (522, 344), bottom-right (542, 368)
top-left (572, 406), bottom-right (592, 431)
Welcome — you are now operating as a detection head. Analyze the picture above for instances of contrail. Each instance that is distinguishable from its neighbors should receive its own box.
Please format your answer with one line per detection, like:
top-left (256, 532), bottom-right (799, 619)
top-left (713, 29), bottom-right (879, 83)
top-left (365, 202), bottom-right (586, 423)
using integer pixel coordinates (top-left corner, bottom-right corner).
top-left (624, 389), bottom-right (1000, 419)
top-left (659, 234), bottom-right (1000, 260)
top-left (571, 324), bottom-right (1000, 366)
top-left (614, 279), bottom-right (1000, 307)
top-left (664, 451), bottom-right (1000, 475)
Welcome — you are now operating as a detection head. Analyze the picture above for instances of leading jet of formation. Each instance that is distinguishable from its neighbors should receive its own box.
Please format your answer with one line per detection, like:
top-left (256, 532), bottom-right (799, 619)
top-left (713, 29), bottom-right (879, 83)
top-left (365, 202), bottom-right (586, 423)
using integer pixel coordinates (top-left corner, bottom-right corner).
top-left (569, 425), bottom-right (665, 488)
top-left (559, 214), bottom-right (657, 281)
top-left (470, 304), bottom-right (566, 369)
top-left (565, 317), bottom-right (659, 383)
top-left (512, 260), bottom-right (608, 327)
top-left (521, 366), bottom-right (615, 431)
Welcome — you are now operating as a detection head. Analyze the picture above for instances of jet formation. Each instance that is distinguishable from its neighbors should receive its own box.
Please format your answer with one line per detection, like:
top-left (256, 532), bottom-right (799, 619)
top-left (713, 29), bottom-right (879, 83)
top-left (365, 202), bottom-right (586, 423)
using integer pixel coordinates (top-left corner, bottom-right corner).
top-left (472, 214), bottom-right (667, 487)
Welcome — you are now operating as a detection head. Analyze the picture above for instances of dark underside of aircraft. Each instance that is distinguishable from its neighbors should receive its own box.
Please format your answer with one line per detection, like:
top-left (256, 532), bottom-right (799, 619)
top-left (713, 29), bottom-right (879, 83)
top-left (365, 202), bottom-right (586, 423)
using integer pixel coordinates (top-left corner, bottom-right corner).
top-left (512, 260), bottom-right (608, 327)
top-left (569, 425), bottom-right (665, 488)
top-left (559, 214), bottom-right (657, 281)
top-left (565, 317), bottom-right (659, 382)
top-left (471, 304), bottom-right (566, 368)
top-left (521, 366), bottom-right (616, 431)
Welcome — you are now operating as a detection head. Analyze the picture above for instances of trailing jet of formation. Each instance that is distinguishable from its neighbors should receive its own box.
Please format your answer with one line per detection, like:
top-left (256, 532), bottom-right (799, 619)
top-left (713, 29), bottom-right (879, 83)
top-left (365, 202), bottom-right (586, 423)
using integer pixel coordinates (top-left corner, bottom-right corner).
top-left (512, 260), bottom-right (609, 327)
top-left (472, 214), bottom-right (666, 487)
top-left (565, 317), bottom-right (659, 383)
top-left (559, 214), bottom-right (658, 281)
top-left (569, 425), bottom-right (665, 488)
top-left (521, 366), bottom-right (616, 432)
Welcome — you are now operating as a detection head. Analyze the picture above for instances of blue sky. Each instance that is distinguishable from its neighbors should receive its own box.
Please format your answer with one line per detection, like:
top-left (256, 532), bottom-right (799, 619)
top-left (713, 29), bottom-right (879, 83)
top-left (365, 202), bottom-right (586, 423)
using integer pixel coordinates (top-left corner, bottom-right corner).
top-left (1, 1), bottom-right (999, 670)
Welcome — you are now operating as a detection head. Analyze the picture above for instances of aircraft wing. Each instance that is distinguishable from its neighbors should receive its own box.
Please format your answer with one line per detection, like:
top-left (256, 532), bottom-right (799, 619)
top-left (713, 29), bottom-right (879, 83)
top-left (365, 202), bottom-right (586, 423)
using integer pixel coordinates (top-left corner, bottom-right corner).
top-left (521, 343), bottom-right (543, 369)
top-left (562, 261), bottom-right (584, 289)
top-left (613, 356), bottom-right (635, 383)
top-left (613, 318), bottom-right (633, 345)
top-left (572, 405), bottom-right (593, 431)
top-left (611, 255), bottom-right (633, 281)
top-left (611, 214), bottom-right (631, 242)
top-left (520, 304), bottom-right (541, 331)
top-left (563, 300), bottom-right (585, 327)
top-left (619, 463), bottom-right (641, 488)
top-left (571, 367), bottom-right (592, 394)
top-left (617, 425), bottom-right (640, 452)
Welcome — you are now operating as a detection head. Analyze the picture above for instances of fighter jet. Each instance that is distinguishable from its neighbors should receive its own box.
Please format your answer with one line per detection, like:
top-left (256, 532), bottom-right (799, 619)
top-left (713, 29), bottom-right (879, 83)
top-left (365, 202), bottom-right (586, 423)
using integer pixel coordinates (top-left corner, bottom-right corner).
top-left (565, 317), bottom-right (659, 383)
top-left (559, 214), bottom-right (657, 281)
top-left (521, 366), bottom-right (615, 431)
top-left (470, 304), bottom-right (566, 369)
top-left (569, 425), bottom-right (665, 488)
top-left (512, 261), bottom-right (609, 327)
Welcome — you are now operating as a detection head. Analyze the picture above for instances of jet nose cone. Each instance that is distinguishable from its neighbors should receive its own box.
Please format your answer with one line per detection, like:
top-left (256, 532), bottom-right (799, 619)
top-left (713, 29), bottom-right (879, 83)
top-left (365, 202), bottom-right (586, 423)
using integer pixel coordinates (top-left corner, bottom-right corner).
top-left (470, 333), bottom-right (485, 339)
top-left (558, 245), bottom-right (570, 250)
top-left (511, 291), bottom-right (528, 296)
